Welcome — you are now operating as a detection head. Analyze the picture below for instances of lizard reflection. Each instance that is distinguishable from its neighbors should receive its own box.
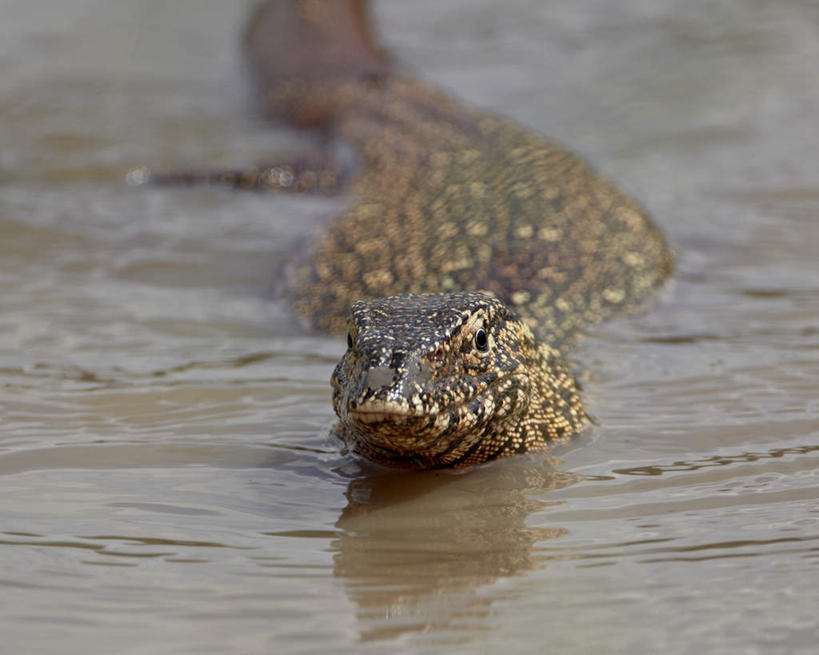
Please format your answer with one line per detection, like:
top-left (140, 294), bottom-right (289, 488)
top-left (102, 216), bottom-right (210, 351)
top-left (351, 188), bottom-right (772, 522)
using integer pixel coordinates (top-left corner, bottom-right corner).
top-left (331, 457), bottom-right (577, 641)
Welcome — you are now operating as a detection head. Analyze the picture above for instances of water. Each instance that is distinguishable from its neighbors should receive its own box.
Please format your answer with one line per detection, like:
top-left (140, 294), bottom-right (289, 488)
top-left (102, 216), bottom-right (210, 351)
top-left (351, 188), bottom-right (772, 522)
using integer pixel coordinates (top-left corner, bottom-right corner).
top-left (1, 0), bottom-right (818, 653)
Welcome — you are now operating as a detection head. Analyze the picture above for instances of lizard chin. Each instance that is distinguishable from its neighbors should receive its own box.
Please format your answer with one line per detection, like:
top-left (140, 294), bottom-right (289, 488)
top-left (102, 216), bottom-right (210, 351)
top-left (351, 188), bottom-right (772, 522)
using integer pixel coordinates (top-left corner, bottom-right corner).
top-left (336, 384), bottom-right (526, 469)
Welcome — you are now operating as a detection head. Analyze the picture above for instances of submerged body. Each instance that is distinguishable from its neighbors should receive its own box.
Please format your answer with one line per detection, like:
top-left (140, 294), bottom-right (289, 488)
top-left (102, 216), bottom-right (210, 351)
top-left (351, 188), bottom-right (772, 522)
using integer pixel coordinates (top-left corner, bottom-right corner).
top-left (226, 1), bottom-right (673, 467)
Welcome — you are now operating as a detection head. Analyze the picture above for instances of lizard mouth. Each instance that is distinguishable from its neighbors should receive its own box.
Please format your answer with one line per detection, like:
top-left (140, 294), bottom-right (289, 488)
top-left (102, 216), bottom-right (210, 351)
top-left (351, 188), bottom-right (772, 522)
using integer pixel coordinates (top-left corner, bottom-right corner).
top-left (345, 390), bottom-right (486, 450)
top-left (343, 392), bottom-right (457, 445)
top-left (347, 401), bottom-right (423, 425)
top-left (341, 390), bottom-right (500, 468)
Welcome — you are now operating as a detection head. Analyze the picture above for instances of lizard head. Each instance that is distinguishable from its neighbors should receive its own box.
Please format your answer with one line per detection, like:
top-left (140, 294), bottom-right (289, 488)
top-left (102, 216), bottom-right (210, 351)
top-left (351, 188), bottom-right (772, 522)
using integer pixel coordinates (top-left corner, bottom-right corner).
top-left (331, 292), bottom-right (585, 468)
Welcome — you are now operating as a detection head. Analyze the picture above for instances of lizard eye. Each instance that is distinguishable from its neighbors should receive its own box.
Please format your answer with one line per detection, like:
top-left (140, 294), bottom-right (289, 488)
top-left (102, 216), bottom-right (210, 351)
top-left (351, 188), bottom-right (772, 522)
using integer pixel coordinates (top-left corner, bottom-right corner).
top-left (346, 331), bottom-right (354, 349)
top-left (474, 328), bottom-right (489, 352)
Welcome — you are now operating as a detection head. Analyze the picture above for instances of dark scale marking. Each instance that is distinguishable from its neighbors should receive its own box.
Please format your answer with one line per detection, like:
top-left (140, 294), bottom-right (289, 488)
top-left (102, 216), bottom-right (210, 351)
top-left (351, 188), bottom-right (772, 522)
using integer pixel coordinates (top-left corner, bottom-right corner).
top-left (166, 1), bottom-right (674, 469)
top-left (330, 292), bottom-right (585, 468)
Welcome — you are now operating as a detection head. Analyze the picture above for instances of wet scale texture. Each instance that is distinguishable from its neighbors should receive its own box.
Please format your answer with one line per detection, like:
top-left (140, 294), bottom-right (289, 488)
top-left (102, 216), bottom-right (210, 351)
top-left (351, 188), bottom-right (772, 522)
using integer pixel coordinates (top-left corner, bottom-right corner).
top-left (291, 78), bottom-right (673, 342)
top-left (241, 1), bottom-right (673, 467)
top-left (332, 292), bottom-right (582, 468)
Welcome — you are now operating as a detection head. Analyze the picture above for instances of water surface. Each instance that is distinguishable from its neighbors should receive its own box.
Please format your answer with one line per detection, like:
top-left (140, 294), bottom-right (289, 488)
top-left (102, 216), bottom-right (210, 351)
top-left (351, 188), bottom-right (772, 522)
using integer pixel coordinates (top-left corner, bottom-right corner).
top-left (1, 1), bottom-right (818, 653)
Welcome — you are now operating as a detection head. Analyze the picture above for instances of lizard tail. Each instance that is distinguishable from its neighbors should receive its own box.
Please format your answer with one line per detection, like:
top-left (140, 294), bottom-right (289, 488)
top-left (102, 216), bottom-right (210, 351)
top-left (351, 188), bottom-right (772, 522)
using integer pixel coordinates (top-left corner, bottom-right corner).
top-left (243, 0), bottom-right (392, 129)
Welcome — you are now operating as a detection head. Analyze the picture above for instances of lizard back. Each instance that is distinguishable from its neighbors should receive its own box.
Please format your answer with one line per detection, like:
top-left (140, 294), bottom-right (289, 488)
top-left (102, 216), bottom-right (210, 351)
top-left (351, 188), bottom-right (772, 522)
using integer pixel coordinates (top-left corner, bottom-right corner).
top-left (244, 1), bottom-right (672, 347)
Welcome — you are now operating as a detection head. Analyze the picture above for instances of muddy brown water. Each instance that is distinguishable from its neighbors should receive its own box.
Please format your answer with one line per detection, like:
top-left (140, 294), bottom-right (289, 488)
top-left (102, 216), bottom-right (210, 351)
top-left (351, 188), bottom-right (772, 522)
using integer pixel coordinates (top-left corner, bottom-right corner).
top-left (1, 1), bottom-right (818, 653)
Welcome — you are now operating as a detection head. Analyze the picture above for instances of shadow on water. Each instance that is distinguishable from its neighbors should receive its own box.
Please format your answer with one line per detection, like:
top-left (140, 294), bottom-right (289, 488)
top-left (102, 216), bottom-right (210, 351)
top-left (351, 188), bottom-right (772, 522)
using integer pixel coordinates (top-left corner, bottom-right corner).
top-left (328, 456), bottom-right (579, 641)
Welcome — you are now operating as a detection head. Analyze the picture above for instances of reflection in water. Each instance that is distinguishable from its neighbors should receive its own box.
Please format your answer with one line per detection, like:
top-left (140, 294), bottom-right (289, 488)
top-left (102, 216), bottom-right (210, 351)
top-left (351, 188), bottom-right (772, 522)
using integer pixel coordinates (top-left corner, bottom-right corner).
top-left (332, 458), bottom-right (578, 641)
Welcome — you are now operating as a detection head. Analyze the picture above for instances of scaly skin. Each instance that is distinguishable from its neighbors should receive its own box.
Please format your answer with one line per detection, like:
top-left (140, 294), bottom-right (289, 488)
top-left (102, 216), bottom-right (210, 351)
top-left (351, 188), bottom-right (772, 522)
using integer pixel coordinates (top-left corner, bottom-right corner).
top-left (332, 292), bottom-right (584, 469)
top-left (289, 77), bottom-right (673, 348)
top-left (168, 1), bottom-right (675, 468)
